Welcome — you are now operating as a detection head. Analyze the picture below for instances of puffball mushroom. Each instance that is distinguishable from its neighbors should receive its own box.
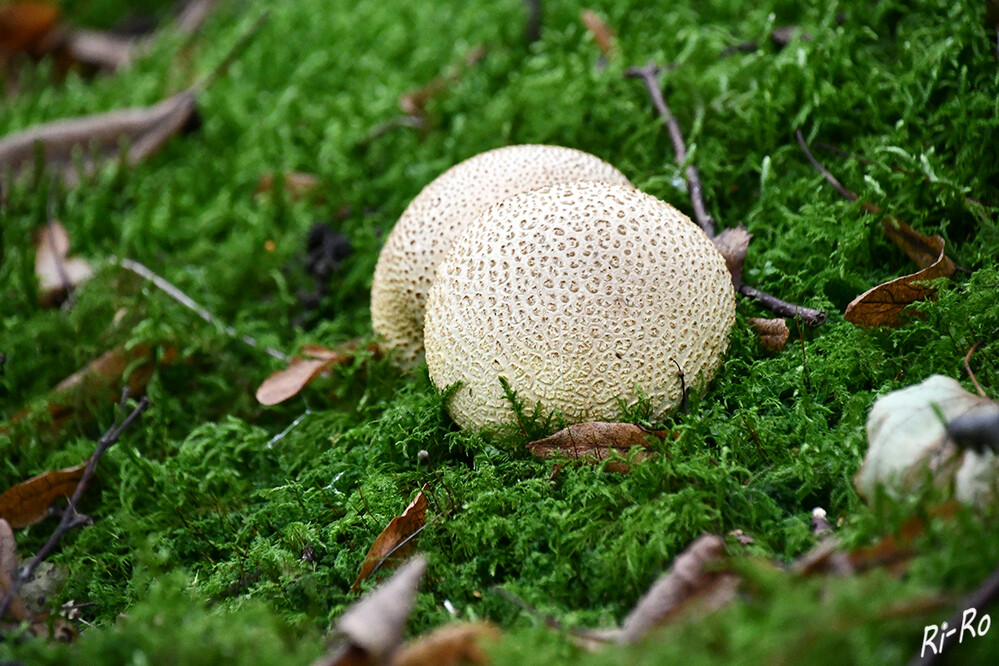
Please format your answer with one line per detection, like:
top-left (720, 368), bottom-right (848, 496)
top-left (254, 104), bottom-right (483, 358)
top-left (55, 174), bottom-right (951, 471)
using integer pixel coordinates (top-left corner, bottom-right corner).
top-left (424, 181), bottom-right (737, 430)
top-left (370, 145), bottom-right (631, 367)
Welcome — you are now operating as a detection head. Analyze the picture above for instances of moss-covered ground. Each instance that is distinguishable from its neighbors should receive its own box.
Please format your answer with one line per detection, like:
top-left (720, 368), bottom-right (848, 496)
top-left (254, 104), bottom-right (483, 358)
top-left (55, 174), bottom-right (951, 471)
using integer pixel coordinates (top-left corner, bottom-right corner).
top-left (2, 0), bottom-right (999, 663)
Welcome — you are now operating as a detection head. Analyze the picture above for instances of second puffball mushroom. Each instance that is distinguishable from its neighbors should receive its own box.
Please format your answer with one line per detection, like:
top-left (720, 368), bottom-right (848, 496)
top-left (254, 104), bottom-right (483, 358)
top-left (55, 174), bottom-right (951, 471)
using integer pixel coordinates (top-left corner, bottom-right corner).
top-left (370, 145), bottom-right (631, 368)
top-left (424, 181), bottom-right (737, 430)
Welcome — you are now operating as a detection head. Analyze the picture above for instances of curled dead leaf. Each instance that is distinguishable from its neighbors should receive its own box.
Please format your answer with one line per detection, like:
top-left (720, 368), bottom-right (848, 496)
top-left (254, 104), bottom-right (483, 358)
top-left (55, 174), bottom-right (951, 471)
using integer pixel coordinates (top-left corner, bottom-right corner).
top-left (711, 225), bottom-right (752, 290)
top-left (580, 10), bottom-right (615, 57)
top-left (34, 220), bottom-right (93, 307)
top-left (316, 556), bottom-right (427, 666)
top-left (616, 534), bottom-right (736, 644)
top-left (352, 486), bottom-right (428, 593)
top-left (748, 317), bottom-right (789, 352)
top-left (0, 462), bottom-right (87, 528)
top-left (844, 224), bottom-right (955, 327)
top-left (527, 421), bottom-right (669, 474)
top-left (391, 621), bottom-right (501, 666)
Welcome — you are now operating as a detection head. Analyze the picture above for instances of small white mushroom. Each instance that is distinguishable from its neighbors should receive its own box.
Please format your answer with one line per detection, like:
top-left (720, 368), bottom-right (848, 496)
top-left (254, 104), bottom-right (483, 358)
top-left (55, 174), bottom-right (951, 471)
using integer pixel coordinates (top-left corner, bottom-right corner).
top-left (423, 181), bottom-right (737, 430)
top-left (370, 145), bottom-right (631, 367)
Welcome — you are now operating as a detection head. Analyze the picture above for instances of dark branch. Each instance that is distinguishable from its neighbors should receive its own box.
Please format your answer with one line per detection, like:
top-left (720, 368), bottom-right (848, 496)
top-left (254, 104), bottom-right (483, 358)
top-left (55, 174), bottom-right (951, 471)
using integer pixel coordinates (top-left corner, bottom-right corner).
top-left (739, 285), bottom-right (827, 327)
top-left (626, 62), bottom-right (715, 237)
top-left (0, 392), bottom-right (150, 622)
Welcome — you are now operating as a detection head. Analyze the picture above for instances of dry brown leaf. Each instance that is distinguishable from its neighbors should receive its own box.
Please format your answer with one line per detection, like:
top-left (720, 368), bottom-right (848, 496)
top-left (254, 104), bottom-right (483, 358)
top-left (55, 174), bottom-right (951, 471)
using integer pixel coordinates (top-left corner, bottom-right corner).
top-left (580, 10), bottom-right (615, 57)
top-left (0, 462), bottom-right (87, 529)
top-left (34, 220), bottom-right (93, 306)
top-left (2, 343), bottom-right (173, 437)
top-left (314, 556), bottom-right (427, 666)
top-left (748, 317), bottom-right (789, 352)
top-left (616, 534), bottom-right (736, 644)
top-left (844, 229), bottom-right (955, 327)
top-left (255, 172), bottom-right (321, 200)
top-left (391, 621), bottom-right (501, 666)
top-left (527, 422), bottom-right (669, 474)
top-left (0, 89), bottom-right (197, 187)
top-left (881, 216), bottom-right (953, 269)
top-left (0, 2), bottom-right (59, 58)
top-left (399, 45), bottom-right (486, 118)
top-left (712, 224), bottom-right (752, 290)
top-left (256, 357), bottom-right (337, 406)
top-left (352, 486), bottom-right (428, 593)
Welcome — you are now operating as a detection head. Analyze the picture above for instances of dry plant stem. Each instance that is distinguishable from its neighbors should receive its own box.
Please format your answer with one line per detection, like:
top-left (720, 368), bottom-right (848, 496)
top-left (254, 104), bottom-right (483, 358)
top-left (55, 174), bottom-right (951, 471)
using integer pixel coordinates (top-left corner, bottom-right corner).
top-left (739, 285), bottom-right (827, 326)
top-left (794, 130), bottom-right (860, 202)
top-left (909, 561), bottom-right (999, 666)
top-left (964, 342), bottom-right (988, 398)
top-left (365, 524), bottom-right (427, 581)
top-left (113, 257), bottom-right (289, 362)
top-left (628, 64), bottom-right (826, 325)
top-left (626, 62), bottom-right (715, 237)
top-left (0, 393), bottom-right (150, 623)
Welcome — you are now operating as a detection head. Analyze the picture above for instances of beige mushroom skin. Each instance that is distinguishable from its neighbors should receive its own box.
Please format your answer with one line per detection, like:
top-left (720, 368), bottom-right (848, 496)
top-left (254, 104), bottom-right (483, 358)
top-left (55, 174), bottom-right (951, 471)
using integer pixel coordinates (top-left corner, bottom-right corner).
top-left (370, 145), bottom-right (631, 368)
top-left (424, 181), bottom-right (736, 430)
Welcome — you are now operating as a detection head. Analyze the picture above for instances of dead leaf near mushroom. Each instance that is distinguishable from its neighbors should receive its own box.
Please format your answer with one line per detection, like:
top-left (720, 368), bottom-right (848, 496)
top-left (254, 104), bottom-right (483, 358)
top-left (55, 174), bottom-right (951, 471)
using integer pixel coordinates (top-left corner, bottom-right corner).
top-left (844, 218), bottom-right (956, 328)
top-left (391, 622), bottom-right (501, 666)
top-left (0, 462), bottom-right (88, 528)
top-left (255, 171), bottom-right (321, 201)
top-left (712, 224), bottom-right (752, 290)
top-left (351, 486), bottom-right (428, 593)
top-left (527, 422), bottom-right (671, 474)
top-left (748, 317), bottom-right (789, 352)
top-left (256, 342), bottom-right (379, 406)
top-left (34, 221), bottom-right (93, 307)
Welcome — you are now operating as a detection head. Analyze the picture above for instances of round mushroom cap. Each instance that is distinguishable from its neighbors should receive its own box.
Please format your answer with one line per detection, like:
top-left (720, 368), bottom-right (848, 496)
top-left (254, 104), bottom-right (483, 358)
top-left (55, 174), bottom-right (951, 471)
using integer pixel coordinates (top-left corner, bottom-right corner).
top-left (424, 181), bottom-right (736, 430)
top-left (371, 145), bottom-right (631, 368)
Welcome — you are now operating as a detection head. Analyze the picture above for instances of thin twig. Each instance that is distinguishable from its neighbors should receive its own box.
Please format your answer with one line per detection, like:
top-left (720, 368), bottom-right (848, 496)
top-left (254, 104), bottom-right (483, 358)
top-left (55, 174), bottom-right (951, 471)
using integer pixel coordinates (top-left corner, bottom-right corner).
top-left (112, 257), bottom-right (289, 362)
top-left (627, 64), bottom-right (826, 324)
top-left (739, 285), bottom-right (827, 326)
top-left (909, 560), bottom-right (999, 666)
top-left (794, 130), bottom-right (860, 203)
top-left (626, 62), bottom-right (715, 237)
top-left (964, 342), bottom-right (987, 398)
top-left (0, 392), bottom-right (150, 622)
top-left (365, 524), bottom-right (428, 580)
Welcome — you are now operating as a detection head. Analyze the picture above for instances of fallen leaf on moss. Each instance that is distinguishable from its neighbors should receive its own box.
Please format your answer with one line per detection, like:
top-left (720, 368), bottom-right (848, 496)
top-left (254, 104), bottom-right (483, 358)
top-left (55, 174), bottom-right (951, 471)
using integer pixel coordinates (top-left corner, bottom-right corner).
top-left (0, 1), bottom-right (59, 58)
top-left (580, 9), bottom-right (615, 57)
top-left (391, 621), bottom-right (501, 666)
top-left (352, 486), bottom-right (428, 593)
top-left (34, 220), bottom-right (93, 307)
top-left (316, 556), bottom-right (427, 666)
top-left (712, 224), bottom-right (752, 290)
top-left (0, 88), bottom-right (197, 186)
top-left (398, 44), bottom-right (486, 119)
top-left (256, 345), bottom-right (349, 406)
top-left (616, 534), bottom-right (737, 644)
top-left (0, 517), bottom-right (32, 622)
top-left (880, 217), bottom-right (953, 270)
top-left (255, 171), bottom-right (321, 200)
top-left (0, 462), bottom-right (87, 528)
top-left (748, 317), bottom-right (789, 352)
top-left (844, 228), bottom-right (955, 327)
top-left (2, 343), bottom-right (173, 437)
top-left (527, 422), bottom-right (669, 473)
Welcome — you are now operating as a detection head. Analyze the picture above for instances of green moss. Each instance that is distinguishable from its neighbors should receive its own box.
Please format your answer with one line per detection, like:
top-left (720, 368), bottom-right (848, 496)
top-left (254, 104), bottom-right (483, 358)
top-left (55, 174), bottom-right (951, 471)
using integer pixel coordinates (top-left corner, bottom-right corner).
top-left (2, 0), bottom-right (998, 663)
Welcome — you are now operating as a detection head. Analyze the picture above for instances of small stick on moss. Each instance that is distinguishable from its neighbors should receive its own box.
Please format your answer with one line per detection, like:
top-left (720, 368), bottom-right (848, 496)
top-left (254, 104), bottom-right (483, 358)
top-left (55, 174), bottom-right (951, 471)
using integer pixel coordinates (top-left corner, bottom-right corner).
top-left (112, 257), bottom-right (289, 362)
top-left (625, 62), bottom-right (715, 238)
top-left (738, 285), bottom-right (827, 326)
top-left (628, 63), bottom-right (827, 326)
top-left (0, 391), bottom-right (149, 622)
top-left (795, 129), bottom-right (863, 204)
top-left (964, 342), bottom-right (988, 399)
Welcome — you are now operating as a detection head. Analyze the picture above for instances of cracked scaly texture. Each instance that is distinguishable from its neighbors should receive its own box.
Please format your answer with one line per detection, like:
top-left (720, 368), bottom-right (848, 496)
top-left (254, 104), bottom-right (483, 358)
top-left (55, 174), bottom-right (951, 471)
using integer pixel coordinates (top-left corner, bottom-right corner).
top-left (425, 181), bottom-right (736, 430)
top-left (370, 145), bottom-right (631, 367)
